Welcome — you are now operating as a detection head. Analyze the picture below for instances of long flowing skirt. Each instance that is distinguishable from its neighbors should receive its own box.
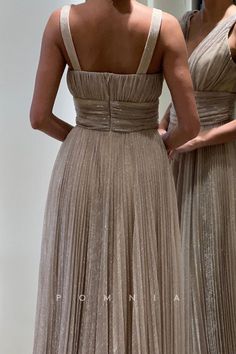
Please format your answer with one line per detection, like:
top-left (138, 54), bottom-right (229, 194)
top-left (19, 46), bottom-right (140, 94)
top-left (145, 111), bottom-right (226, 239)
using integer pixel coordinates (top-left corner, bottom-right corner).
top-left (32, 126), bottom-right (185, 354)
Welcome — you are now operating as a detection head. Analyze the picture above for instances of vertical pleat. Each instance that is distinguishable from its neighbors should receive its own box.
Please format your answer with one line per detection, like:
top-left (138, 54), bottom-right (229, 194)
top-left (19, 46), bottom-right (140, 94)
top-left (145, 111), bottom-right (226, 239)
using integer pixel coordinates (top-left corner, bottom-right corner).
top-left (32, 125), bottom-right (184, 354)
top-left (171, 140), bottom-right (236, 354)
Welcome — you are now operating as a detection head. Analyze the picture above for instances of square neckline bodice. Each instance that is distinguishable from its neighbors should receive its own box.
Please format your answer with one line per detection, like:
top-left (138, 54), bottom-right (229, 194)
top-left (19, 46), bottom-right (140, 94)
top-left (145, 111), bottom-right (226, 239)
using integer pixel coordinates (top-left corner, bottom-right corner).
top-left (60, 4), bottom-right (163, 77)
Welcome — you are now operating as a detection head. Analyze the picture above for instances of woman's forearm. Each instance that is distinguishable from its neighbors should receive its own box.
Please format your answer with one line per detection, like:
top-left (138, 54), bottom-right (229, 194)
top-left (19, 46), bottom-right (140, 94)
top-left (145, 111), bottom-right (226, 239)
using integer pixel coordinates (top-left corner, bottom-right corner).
top-left (31, 113), bottom-right (75, 142)
top-left (162, 124), bottom-right (199, 152)
top-left (200, 120), bottom-right (236, 147)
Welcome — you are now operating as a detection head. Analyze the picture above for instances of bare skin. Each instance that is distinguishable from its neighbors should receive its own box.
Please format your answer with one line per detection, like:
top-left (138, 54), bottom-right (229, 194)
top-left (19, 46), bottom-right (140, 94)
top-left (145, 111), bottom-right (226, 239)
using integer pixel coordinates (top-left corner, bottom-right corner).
top-left (159, 0), bottom-right (236, 155)
top-left (30, 0), bottom-right (200, 150)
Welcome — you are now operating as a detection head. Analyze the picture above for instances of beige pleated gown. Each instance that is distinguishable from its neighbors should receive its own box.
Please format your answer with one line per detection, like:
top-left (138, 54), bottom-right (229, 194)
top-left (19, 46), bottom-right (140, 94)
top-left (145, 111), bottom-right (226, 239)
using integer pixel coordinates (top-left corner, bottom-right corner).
top-left (32, 5), bottom-right (185, 354)
top-left (168, 10), bottom-right (236, 354)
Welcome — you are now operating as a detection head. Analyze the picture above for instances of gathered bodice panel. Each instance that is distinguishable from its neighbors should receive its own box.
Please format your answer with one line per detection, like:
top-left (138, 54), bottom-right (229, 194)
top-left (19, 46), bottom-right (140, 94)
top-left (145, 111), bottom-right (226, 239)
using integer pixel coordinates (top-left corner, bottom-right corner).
top-left (66, 70), bottom-right (163, 132)
top-left (170, 90), bottom-right (236, 127)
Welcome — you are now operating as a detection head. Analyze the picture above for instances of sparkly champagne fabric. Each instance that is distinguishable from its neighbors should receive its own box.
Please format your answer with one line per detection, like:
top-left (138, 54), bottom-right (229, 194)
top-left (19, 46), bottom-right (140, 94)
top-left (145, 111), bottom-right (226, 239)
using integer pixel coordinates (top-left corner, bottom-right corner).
top-left (32, 5), bottom-right (185, 354)
top-left (169, 10), bottom-right (236, 354)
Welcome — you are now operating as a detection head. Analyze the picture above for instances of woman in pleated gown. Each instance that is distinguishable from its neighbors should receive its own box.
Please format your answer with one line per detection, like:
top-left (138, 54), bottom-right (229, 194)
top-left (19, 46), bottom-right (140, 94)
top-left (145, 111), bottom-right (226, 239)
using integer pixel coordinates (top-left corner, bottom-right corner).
top-left (160, 1), bottom-right (236, 353)
top-left (30, 1), bottom-right (199, 353)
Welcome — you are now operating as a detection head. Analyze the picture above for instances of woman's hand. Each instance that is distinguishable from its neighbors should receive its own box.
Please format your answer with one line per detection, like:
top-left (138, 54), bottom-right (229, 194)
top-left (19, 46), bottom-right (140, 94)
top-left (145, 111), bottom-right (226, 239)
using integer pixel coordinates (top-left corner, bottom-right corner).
top-left (175, 134), bottom-right (205, 153)
top-left (158, 128), bottom-right (167, 136)
top-left (169, 130), bottom-right (207, 158)
top-left (157, 128), bottom-right (176, 159)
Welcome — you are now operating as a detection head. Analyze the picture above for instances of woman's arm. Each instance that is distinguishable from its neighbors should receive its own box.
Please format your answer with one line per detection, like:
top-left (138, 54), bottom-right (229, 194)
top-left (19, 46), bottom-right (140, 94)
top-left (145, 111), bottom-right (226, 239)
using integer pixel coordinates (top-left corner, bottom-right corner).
top-left (173, 119), bottom-right (236, 153)
top-left (30, 8), bottom-right (74, 141)
top-left (201, 120), bottom-right (236, 146)
top-left (159, 13), bottom-right (200, 152)
top-left (158, 12), bottom-right (191, 138)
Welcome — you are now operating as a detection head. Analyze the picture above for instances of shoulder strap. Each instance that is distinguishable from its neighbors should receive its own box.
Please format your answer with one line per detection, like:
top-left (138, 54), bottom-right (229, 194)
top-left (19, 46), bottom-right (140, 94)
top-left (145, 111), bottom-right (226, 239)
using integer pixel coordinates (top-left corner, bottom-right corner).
top-left (60, 5), bottom-right (81, 70)
top-left (178, 10), bottom-right (196, 38)
top-left (185, 10), bottom-right (199, 40)
top-left (136, 8), bottom-right (163, 74)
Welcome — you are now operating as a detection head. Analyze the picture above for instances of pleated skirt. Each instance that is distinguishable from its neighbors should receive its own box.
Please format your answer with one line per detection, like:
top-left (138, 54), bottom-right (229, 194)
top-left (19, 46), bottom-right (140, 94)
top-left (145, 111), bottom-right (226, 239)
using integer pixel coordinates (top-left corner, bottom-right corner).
top-left (172, 138), bottom-right (236, 354)
top-left (32, 126), bottom-right (185, 354)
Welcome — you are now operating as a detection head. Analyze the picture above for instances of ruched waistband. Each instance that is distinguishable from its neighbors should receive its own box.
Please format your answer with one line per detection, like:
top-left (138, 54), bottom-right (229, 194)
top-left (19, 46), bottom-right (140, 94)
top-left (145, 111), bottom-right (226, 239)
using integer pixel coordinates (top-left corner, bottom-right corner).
top-left (169, 91), bottom-right (236, 127)
top-left (74, 97), bottom-right (159, 132)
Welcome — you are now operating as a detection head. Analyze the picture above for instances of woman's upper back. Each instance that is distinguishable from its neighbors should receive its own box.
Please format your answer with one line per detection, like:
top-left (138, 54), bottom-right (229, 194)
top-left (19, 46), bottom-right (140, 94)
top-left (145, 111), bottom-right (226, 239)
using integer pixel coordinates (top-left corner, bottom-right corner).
top-left (60, 1), bottom-right (165, 74)
top-left (60, 2), bottom-right (164, 75)
top-left (59, 3), bottom-right (167, 132)
top-left (60, 3), bottom-right (164, 106)
top-left (57, 2), bottom-right (200, 135)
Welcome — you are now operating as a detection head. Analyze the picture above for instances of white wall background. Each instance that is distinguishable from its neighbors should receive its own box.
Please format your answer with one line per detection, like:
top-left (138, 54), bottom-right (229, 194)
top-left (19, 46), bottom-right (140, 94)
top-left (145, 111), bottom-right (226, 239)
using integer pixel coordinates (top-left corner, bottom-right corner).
top-left (0, 2), bottom-right (75, 354)
top-left (0, 1), bottom-right (191, 353)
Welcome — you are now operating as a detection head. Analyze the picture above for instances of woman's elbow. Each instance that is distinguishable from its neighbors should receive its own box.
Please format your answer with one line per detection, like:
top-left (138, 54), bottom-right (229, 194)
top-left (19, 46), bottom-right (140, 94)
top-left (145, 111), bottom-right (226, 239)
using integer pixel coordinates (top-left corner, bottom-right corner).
top-left (30, 117), bottom-right (40, 130)
top-left (30, 109), bottom-right (47, 130)
top-left (187, 120), bottom-right (200, 139)
top-left (181, 116), bottom-right (200, 140)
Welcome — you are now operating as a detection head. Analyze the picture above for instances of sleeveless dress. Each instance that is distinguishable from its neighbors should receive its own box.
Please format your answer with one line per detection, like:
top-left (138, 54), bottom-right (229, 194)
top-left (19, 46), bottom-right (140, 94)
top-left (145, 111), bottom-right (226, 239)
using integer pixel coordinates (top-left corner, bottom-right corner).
top-left (32, 5), bottom-right (185, 354)
top-left (168, 10), bottom-right (236, 354)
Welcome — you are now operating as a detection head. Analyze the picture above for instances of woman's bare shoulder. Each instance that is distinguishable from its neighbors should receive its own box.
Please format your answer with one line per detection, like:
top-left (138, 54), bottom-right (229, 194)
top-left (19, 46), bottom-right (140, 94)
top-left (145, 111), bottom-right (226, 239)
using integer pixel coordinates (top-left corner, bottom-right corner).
top-left (40, 6), bottom-right (67, 47)
top-left (160, 12), bottom-right (184, 37)
top-left (160, 10), bottom-right (195, 39)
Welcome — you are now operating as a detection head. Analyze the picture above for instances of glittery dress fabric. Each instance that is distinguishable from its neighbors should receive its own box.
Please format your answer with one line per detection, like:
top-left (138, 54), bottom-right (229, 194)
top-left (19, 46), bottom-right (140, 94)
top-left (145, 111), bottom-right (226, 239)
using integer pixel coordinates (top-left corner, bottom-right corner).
top-left (32, 5), bottom-right (185, 354)
top-left (168, 10), bottom-right (236, 354)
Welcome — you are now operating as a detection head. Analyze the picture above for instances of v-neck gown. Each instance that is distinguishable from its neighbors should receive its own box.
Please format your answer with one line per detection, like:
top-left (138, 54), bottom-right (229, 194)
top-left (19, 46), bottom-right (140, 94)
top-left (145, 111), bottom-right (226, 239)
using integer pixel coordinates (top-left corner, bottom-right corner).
top-left (168, 10), bottom-right (236, 354)
top-left (32, 5), bottom-right (185, 354)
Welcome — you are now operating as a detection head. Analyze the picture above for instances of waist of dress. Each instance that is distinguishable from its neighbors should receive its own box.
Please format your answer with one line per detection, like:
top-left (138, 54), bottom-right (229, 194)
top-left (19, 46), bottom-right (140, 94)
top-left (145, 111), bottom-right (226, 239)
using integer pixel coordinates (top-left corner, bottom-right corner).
top-left (73, 97), bottom-right (159, 132)
top-left (169, 91), bottom-right (236, 127)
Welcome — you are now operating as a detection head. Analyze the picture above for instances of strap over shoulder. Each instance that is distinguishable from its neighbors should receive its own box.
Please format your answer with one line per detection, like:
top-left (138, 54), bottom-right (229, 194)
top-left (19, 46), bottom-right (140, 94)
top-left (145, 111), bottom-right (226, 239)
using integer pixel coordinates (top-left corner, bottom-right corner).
top-left (60, 5), bottom-right (81, 70)
top-left (178, 10), bottom-right (193, 35)
top-left (136, 8), bottom-right (163, 74)
top-left (179, 10), bottom-right (200, 39)
top-left (60, 5), bottom-right (163, 74)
